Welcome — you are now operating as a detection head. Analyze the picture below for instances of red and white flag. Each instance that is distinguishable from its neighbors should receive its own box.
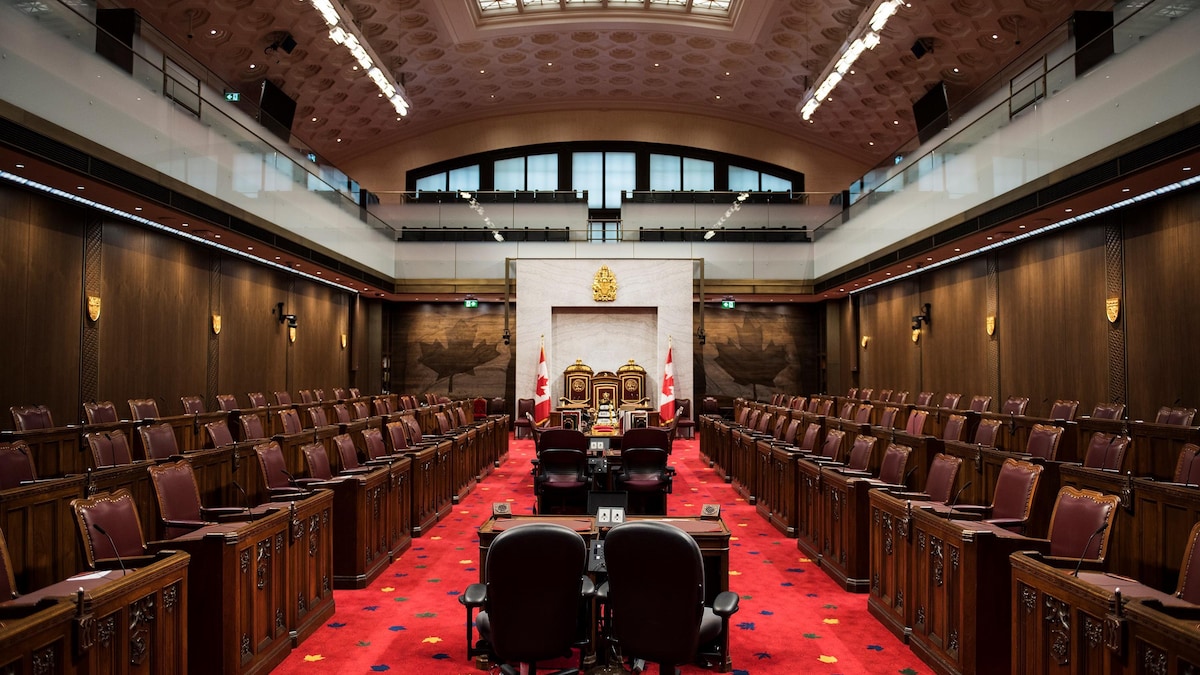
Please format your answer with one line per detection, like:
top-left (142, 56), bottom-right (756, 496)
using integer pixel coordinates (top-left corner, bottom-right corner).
top-left (659, 344), bottom-right (675, 423)
top-left (534, 342), bottom-right (551, 425)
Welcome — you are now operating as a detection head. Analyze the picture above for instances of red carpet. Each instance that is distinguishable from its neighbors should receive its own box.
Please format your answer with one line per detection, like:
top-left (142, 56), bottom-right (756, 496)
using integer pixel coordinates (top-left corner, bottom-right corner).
top-left (271, 436), bottom-right (924, 674)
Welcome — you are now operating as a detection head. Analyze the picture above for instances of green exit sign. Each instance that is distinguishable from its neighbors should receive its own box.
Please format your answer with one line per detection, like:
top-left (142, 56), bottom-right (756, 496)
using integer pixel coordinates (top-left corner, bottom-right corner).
top-left (224, 91), bottom-right (241, 102)
top-left (463, 299), bottom-right (478, 308)
top-left (721, 299), bottom-right (736, 309)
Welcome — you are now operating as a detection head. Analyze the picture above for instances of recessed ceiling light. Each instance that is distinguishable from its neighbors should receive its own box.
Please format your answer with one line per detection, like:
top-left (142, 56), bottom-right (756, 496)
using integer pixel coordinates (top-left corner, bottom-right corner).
top-left (1184, 167), bottom-right (1192, 171)
top-left (337, 138), bottom-right (342, 142)
top-left (839, 288), bottom-right (845, 292)
top-left (724, 71), bottom-right (730, 76)
top-left (953, 248), bottom-right (960, 252)
top-left (893, 120), bottom-right (899, 125)
top-left (1065, 208), bottom-right (1073, 212)
top-left (249, 64), bottom-right (256, 69)
top-left (247, 246), bottom-right (253, 251)
top-left (869, 141), bottom-right (874, 146)
top-left (76, 186), bottom-right (85, 190)
top-left (14, 163), bottom-right (23, 168)
top-left (316, 271), bottom-right (322, 275)
top-left (274, 256), bottom-right (281, 260)
top-left (547, 62), bottom-right (553, 66)
top-left (134, 206), bottom-right (142, 211)
top-left (953, 67), bottom-right (960, 73)
top-left (210, 29), bottom-right (217, 35)
top-left (182, 222), bottom-right (189, 227)
top-left (312, 117), bottom-right (318, 122)
top-left (1122, 187), bottom-right (1130, 192)
top-left (715, 95), bottom-right (721, 100)
top-left (986, 236), bottom-right (993, 241)
top-left (991, 34), bottom-right (999, 39)
top-left (213, 233), bottom-right (220, 238)
top-left (885, 272), bottom-right (891, 276)
top-left (480, 69), bottom-right (485, 74)
top-left (926, 257), bottom-right (933, 261)
top-left (1018, 224), bottom-right (1026, 229)
top-left (654, 63), bottom-right (659, 67)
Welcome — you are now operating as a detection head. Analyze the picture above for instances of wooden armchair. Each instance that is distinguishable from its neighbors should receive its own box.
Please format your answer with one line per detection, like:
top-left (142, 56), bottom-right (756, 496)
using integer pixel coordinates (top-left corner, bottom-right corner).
top-left (83, 401), bottom-right (119, 424)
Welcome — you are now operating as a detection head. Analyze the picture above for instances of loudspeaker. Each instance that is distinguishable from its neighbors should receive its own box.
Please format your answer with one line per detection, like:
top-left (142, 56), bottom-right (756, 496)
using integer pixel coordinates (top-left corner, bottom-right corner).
top-left (701, 504), bottom-right (721, 520)
top-left (492, 502), bottom-right (512, 517)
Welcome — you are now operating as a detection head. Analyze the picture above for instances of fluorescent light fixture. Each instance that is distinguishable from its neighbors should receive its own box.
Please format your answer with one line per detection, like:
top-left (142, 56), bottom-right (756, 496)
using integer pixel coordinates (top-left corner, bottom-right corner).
top-left (308, 0), bottom-right (410, 116)
top-left (704, 230), bottom-right (716, 240)
top-left (492, 230), bottom-right (504, 242)
top-left (798, 0), bottom-right (905, 121)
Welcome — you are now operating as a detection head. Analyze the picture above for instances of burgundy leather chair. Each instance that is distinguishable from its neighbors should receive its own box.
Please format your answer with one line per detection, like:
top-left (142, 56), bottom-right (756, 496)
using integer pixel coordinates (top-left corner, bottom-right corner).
top-left (373, 398), bottom-right (390, 417)
top-left (858, 388), bottom-right (874, 401)
top-left (954, 458), bottom-right (1044, 533)
top-left (1175, 444), bottom-right (1200, 486)
top-left (1081, 432), bottom-right (1131, 471)
top-left (139, 423), bottom-right (181, 461)
top-left (1089, 402), bottom-right (1125, 420)
top-left (279, 409), bottom-right (303, 435)
top-left (674, 399), bottom-right (695, 439)
top-left (332, 403), bottom-right (352, 424)
top-left (10, 405), bottom-right (53, 431)
top-left (180, 396), bottom-right (205, 414)
top-left (385, 421), bottom-right (411, 453)
top-left (333, 388), bottom-right (350, 400)
top-left (830, 434), bottom-right (877, 473)
top-left (307, 405), bottom-right (330, 428)
top-left (922, 453), bottom-right (963, 504)
top-left (1175, 521), bottom-right (1200, 603)
top-left (905, 410), bottom-right (928, 436)
top-left (816, 399), bottom-right (834, 416)
top-left (877, 389), bottom-right (893, 403)
top-left (148, 459), bottom-right (244, 538)
top-left (254, 441), bottom-right (320, 499)
top-left (846, 387), bottom-right (859, 399)
top-left (128, 398), bottom-right (159, 421)
top-left (298, 390), bottom-right (314, 404)
top-left (604, 520), bottom-right (740, 674)
top-left (216, 394), bottom-right (240, 412)
top-left (301, 443), bottom-right (339, 481)
top-left (0, 441), bottom-right (38, 490)
top-left (892, 391), bottom-right (909, 405)
top-left (1024, 424), bottom-right (1064, 460)
top-left (796, 423), bottom-right (821, 454)
top-left (313, 389), bottom-right (326, 402)
top-left (875, 443), bottom-right (912, 486)
top-left (70, 488), bottom-right (148, 569)
top-left (942, 414), bottom-right (967, 442)
top-left (83, 401), bottom-right (119, 424)
top-left (811, 428), bottom-right (846, 462)
top-left (972, 419), bottom-right (1002, 448)
top-left (460, 522), bottom-right (592, 673)
top-left (352, 401), bottom-right (371, 420)
top-left (940, 393), bottom-right (962, 410)
top-left (274, 391), bottom-right (293, 406)
top-left (1156, 406), bottom-right (1197, 426)
top-left (472, 397), bottom-right (488, 420)
top-left (915, 392), bottom-right (936, 406)
top-left (1045, 487), bottom-right (1120, 566)
top-left (1048, 400), bottom-right (1079, 421)
top-left (0, 527), bottom-right (17, 600)
top-left (84, 430), bottom-right (133, 468)
top-left (349, 388), bottom-right (362, 398)
top-left (247, 392), bottom-right (268, 408)
top-left (968, 395), bottom-right (992, 413)
top-left (239, 413), bottom-right (268, 441)
top-left (853, 404), bottom-right (873, 424)
top-left (361, 427), bottom-right (394, 462)
top-left (1000, 396), bottom-right (1029, 415)
top-left (878, 407), bottom-right (900, 430)
top-left (837, 401), bottom-right (856, 420)
top-left (205, 420), bottom-right (236, 448)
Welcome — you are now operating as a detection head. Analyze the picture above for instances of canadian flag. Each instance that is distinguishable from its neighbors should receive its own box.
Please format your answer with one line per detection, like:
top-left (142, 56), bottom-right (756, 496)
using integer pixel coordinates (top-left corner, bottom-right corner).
top-left (659, 344), bottom-right (675, 423)
top-left (534, 344), bottom-right (551, 425)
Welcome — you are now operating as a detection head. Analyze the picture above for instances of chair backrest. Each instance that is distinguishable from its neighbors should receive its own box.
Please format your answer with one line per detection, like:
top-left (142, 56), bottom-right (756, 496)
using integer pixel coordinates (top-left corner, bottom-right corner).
top-left (302, 443), bottom-right (334, 480)
top-left (11, 405), bottom-right (53, 431)
top-left (299, 390), bottom-right (314, 404)
top-left (858, 388), bottom-right (874, 401)
top-left (621, 428), bottom-right (670, 452)
top-left (968, 395), bottom-right (992, 412)
top-left (942, 414), bottom-right (966, 442)
top-left (313, 389), bottom-right (326, 402)
top-left (819, 429), bottom-right (845, 461)
top-left (472, 397), bottom-right (488, 418)
top-left (0, 527), bottom-right (16, 600)
top-left (677, 399), bottom-right (694, 419)
top-left (254, 441), bottom-right (292, 490)
top-left (1175, 444), bottom-right (1200, 485)
top-left (905, 410), bottom-right (928, 436)
top-left (386, 421), bottom-right (410, 452)
top-left (349, 388), bottom-right (362, 398)
top-left (1175, 521), bottom-right (1200, 604)
top-left (846, 387), bottom-right (859, 399)
top-left (789, 397), bottom-right (806, 411)
top-left (180, 396), bottom-right (205, 414)
top-left (307, 406), bottom-right (328, 428)
top-left (925, 453), bottom-right (963, 504)
top-left (483, 522), bottom-right (588, 666)
top-left (817, 399), bottom-right (834, 416)
top-left (1002, 397), bottom-right (1030, 415)
top-left (940, 393), bottom-right (962, 409)
top-left (402, 416), bottom-right (424, 444)
top-left (216, 394), bottom-right (239, 411)
top-left (537, 449), bottom-right (587, 480)
top-left (274, 391), bottom-right (293, 406)
top-left (838, 401), bottom-right (856, 420)
top-left (247, 392), bottom-right (268, 408)
top-left (147, 459), bottom-right (204, 536)
top-left (205, 420), bottom-right (236, 448)
top-left (771, 415), bottom-right (789, 439)
top-left (621, 447), bottom-right (669, 482)
top-left (798, 423), bottom-right (821, 453)
top-left (128, 398), bottom-right (159, 420)
top-left (436, 411), bottom-right (453, 435)
top-left (846, 434), bottom-right (876, 471)
top-left (85, 430), bottom-right (133, 467)
top-left (989, 458), bottom-right (1044, 521)
top-left (1049, 400), bottom-right (1079, 421)
top-left (333, 387), bottom-right (350, 400)
top-left (1047, 487), bottom-right (1120, 559)
top-left (1082, 432), bottom-right (1131, 471)
top-left (363, 427), bottom-right (389, 460)
top-left (916, 391), bottom-right (936, 406)
top-left (279, 409), bottom-right (302, 435)
top-left (1090, 402), bottom-right (1125, 420)
top-left (240, 413), bottom-right (267, 440)
top-left (334, 434), bottom-right (363, 470)
top-left (352, 401), bottom-right (371, 420)
top-left (605, 520), bottom-right (707, 668)
top-left (70, 488), bottom-right (146, 568)
top-left (878, 389), bottom-right (893, 402)
top-left (973, 419), bottom-right (1002, 447)
top-left (373, 399), bottom-right (390, 417)
top-left (1025, 424), bottom-right (1064, 460)
top-left (83, 401), bottom-right (119, 424)
top-left (878, 443), bottom-right (911, 485)
top-left (139, 423), bottom-right (180, 461)
top-left (782, 419), bottom-right (802, 445)
top-left (516, 398), bottom-right (535, 422)
top-left (538, 429), bottom-right (589, 454)
top-left (333, 403), bottom-right (351, 424)
top-left (0, 442), bottom-right (37, 489)
top-left (1156, 406), bottom-right (1197, 426)
top-left (806, 398), bottom-right (820, 414)
top-left (854, 404), bottom-right (873, 424)
top-left (892, 391), bottom-right (909, 405)
top-left (879, 407), bottom-right (899, 429)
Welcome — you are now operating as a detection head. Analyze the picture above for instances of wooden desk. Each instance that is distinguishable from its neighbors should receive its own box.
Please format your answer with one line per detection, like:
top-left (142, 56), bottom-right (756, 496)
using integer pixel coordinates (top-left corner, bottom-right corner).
top-left (0, 551), bottom-right (189, 675)
top-left (1011, 550), bottom-right (1182, 674)
top-left (868, 496), bottom-right (1050, 675)
top-left (1124, 597), bottom-right (1200, 673)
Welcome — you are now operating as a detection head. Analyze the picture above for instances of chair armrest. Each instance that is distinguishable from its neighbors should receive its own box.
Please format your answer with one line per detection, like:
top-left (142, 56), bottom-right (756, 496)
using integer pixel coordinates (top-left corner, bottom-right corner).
top-left (1042, 555), bottom-right (1104, 572)
top-left (200, 506), bottom-right (249, 518)
top-left (290, 477), bottom-right (324, 487)
top-left (161, 518), bottom-right (206, 529)
top-left (711, 591), bottom-right (740, 617)
top-left (951, 504), bottom-right (989, 514)
top-left (836, 468), bottom-right (873, 477)
top-left (886, 490), bottom-right (931, 501)
top-left (867, 481), bottom-right (906, 490)
top-left (460, 583), bottom-right (487, 607)
top-left (596, 581), bottom-right (609, 603)
top-left (983, 517), bottom-right (1026, 529)
top-left (338, 467), bottom-right (375, 475)
top-left (580, 576), bottom-right (595, 598)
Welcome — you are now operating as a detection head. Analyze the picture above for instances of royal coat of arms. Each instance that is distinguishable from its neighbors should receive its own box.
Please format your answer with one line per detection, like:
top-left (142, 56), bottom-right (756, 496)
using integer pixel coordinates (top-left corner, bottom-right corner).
top-left (593, 265), bottom-right (617, 302)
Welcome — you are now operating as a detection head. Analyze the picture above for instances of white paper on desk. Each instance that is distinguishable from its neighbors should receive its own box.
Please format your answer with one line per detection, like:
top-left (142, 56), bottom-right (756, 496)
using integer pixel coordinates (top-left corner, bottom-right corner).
top-left (66, 571), bottom-right (110, 581)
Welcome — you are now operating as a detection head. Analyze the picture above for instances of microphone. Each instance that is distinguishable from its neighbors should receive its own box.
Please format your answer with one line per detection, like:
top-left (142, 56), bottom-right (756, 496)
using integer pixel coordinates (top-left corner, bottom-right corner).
top-left (232, 480), bottom-right (255, 519)
top-left (92, 523), bottom-right (127, 577)
top-left (278, 467), bottom-right (310, 492)
top-left (1183, 450), bottom-right (1197, 488)
top-left (903, 465), bottom-right (917, 487)
top-left (947, 481), bottom-right (972, 513)
top-left (1100, 436), bottom-right (1117, 471)
top-left (1072, 522), bottom-right (1109, 577)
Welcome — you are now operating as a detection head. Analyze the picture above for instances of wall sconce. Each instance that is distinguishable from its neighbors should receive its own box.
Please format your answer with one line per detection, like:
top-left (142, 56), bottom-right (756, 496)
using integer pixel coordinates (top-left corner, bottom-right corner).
top-left (340, 333), bottom-right (348, 349)
top-left (860, 335), bottom-right (870, 349)
top-left (273, 302), bottom-right (297, 328)
top-left (288, 326), bottom-right (297, 343)
top-left (697, 327), bottom-right (706, 345)
top-left (911, 302), bottom-right (931, 331)
top-left (502, 328), bottom-right (511, 346)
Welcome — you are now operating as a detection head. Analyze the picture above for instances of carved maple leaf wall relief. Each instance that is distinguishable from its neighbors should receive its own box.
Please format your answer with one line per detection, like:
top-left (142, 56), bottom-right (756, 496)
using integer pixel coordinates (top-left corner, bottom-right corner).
top-left (399, 309), bottom-right (508, 394)
top-left (705, 309), bottom-right (820, 399)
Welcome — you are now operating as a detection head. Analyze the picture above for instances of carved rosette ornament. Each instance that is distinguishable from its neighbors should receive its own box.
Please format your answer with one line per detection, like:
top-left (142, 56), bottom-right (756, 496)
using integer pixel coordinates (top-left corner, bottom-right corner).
top-left (1084, 616), bottom-right (1103, 648)
top-left (592, 265), bottom-right (617, 302)
top-left (882, 514), bottom-right (894, 555)
top-left (931, 537), bottom-right (945, 587)
top-left (1045, 595), bottom-right (1071, 666)
top-left (1141, 645), bottom-right (1168, 675)
top-left (1021, 585), bottom-right (1037, 614)
top-left (257, 539), bottom-right (271, 590)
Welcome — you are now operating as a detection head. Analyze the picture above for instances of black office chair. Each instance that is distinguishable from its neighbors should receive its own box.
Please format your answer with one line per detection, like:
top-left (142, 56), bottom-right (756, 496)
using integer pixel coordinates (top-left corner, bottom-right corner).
top-left (459, 522), bottom-right (594, 675)
top-left (534, 449), bottom-right (590, 514)
top-left (614, 447), bottom-right (672, 515)
top-left (604, 521), bottom-right (740, 674)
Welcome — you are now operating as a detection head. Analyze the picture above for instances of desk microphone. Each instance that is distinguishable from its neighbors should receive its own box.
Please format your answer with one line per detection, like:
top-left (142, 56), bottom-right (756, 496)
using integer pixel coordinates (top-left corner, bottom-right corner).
top-left (1100, 436), bottom-right (1118, 471)
top-left (947, 481), bottom-right (972, 513)
top-left (92, 523), bottom-right (127, 577)
top-left (278, 467), bottom-right (310, 493)
top-left (903, 466), bottom-right (917, 487)
top-left (1072, 522), bottom-right (1109, 577)
top-left (1184, 450), bottom-right (1198, 488)
top-left (232, 480), bottom-right (255, 519)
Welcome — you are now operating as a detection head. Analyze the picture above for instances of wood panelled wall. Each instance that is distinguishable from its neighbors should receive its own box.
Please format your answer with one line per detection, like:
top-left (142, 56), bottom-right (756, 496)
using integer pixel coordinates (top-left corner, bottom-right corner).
top-left (848, 187), bottom-right (1200, 421)
top-left (0, 184), bottom-right (359, 427)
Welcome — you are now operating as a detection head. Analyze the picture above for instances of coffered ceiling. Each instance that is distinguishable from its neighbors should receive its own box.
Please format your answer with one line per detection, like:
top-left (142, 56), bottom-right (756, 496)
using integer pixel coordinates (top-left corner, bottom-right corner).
top-left (111, 0), bottom-right (1097, 169)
